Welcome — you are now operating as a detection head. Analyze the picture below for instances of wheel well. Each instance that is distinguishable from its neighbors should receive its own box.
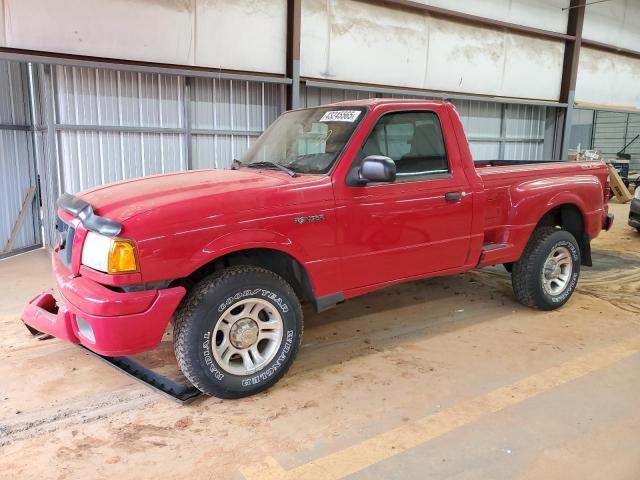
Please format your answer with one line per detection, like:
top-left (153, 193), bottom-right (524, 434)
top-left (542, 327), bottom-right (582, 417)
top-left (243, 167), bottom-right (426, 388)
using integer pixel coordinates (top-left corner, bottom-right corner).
top-left (176, 248), bottom-right (314, 303)
top-left (536, 204), bottom-right (591, 266)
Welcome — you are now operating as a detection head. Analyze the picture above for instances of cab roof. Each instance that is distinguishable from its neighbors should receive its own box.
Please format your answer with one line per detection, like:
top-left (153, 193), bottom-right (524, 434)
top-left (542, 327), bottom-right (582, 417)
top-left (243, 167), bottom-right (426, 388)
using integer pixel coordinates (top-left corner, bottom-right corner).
top-left (328, 98), bottom-right (451, 108)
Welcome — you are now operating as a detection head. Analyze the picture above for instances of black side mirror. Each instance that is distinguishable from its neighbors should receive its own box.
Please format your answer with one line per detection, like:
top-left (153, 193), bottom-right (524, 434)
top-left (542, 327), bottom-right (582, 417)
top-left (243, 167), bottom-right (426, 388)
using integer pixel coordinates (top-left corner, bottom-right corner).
top-left (348, 155), bottom-right (396, 186)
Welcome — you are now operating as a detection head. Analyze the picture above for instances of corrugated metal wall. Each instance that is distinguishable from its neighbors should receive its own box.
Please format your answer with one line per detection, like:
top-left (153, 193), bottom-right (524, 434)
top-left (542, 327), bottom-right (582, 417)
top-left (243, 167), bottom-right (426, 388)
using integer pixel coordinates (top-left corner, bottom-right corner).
top-left (191, 78), bottom-right (284, 169)
top-left (592, 111), bottom-right (640, 170)
top-left (31, 64), bottom-right (285, 246)
top-left (300, 85), bottom-right (547, 161)
top-left (0, 60), bottom-right (41, 258)
top-left (53, 65), bottom-right (286, 195)
top-left (502, 103), bottom-right (546, 160)
top-left (55, 66), bottom-right (187, 192)
top-left (568, 108), bottom-right (594, 150)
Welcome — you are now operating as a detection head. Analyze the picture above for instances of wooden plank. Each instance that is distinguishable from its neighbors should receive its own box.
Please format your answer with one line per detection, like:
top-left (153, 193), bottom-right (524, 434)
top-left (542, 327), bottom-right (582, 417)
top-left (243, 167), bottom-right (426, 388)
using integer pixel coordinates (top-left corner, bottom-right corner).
top-left (607, 164), bottom-right (633, 204)
top-left (2, 186), bottom-right (36, 254)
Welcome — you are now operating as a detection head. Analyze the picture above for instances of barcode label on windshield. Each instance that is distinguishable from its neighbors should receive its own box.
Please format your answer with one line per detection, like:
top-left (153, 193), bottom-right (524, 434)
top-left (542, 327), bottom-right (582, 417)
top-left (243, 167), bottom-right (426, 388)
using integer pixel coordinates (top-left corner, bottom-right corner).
top-left (320, 110), bottom-right (361, 122)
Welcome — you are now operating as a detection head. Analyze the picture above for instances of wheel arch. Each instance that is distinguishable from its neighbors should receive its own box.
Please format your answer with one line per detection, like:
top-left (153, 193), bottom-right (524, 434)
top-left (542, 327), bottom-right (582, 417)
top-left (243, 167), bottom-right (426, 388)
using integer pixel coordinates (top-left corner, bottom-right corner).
top-left (534, 203), bottom-right (591, 266)
top-left (175, 246), bottom-right (315, 305)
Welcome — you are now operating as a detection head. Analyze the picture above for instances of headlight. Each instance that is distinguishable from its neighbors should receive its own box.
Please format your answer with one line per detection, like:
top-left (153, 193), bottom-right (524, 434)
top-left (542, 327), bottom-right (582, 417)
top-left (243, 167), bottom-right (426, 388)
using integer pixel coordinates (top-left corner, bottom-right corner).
top-left (81, 232), bottom-right (138, 274)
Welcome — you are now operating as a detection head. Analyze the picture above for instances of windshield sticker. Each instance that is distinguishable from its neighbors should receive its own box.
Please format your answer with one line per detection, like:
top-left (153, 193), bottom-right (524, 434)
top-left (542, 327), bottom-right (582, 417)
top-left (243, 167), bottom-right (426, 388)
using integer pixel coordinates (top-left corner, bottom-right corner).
top-left (320, 110), bottom-right (361, 122)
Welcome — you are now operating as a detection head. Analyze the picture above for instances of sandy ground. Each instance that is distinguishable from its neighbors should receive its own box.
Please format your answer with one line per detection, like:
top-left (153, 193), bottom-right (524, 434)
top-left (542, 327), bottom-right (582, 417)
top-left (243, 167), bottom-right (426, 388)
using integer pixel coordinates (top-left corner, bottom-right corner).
top-left (0, 202), bottom-right (639, 480)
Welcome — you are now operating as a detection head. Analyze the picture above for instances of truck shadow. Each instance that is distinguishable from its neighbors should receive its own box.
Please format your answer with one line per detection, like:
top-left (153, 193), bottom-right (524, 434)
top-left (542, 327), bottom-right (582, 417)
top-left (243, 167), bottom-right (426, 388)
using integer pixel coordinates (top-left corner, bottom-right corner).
top-left (134, 271), bottom-right (521, 391)
top-left (288, 272), bottom-right (521, 378)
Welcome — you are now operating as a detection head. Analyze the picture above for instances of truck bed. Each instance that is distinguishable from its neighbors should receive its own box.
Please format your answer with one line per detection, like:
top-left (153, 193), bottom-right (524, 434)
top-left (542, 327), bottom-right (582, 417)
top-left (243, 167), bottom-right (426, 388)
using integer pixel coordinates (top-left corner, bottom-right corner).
top-left (474, 160), bottom-right (609, 267)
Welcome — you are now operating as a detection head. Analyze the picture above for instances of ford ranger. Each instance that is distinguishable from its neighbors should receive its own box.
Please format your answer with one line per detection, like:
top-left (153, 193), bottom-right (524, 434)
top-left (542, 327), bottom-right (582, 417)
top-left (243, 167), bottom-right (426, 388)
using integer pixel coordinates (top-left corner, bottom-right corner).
top-left (22, 99), bottom-right (613, 399)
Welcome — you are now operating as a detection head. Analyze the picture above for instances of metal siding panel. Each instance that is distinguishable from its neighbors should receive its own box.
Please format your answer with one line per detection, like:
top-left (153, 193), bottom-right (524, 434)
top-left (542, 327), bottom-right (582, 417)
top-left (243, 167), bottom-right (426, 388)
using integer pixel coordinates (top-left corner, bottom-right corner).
top-left (469, 141), bottom-right (500, 161)
top-left (592, 111), bottom-right (627, 158)
top-left (190, 78), bottom-right (284, 169)
top-left (0, 61), bottom-right (28, 125)
top-left (452, 99), bottom-right (502, 138)
top-left (0, 61), bottom-right (39, 253)
top-left (627, 113), bottom-right (640, 170)
top-left (192, 77), bottom-right (215, 130)
top-left (39, 64), bottom-right (284, 245)
top-left (505, 104), bottom-right (546, 140)
top-left (216, 78), bottom-right (232, 130)
top-left (192, 134), bottom-right (216, 170)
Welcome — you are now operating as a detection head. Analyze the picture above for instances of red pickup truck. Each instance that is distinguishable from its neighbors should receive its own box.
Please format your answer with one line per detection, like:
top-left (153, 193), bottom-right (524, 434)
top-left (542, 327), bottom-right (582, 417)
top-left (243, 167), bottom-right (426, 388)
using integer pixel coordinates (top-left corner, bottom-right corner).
top-left (22, 99), bottom-right (613, 399)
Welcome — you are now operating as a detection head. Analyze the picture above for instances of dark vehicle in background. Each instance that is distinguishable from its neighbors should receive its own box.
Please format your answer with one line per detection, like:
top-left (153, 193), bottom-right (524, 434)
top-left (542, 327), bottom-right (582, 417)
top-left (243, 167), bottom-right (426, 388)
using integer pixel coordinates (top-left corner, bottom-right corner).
top-left (629, 187), bottom-right (640, 232)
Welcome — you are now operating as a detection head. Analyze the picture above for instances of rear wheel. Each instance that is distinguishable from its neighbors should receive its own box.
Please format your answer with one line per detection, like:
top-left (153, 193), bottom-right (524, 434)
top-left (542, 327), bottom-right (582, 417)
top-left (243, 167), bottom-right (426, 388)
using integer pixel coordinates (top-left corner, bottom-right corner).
top-left (511, 227), bottom-right (580, 310)
top-left (173, 266), bottom-right (303, 398)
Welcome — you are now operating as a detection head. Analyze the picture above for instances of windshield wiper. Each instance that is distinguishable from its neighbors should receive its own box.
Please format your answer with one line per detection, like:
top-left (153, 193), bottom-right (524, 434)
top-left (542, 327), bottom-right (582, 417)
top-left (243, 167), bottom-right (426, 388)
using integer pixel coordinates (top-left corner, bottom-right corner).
top-left (246, 161), bottom-right (298, 177)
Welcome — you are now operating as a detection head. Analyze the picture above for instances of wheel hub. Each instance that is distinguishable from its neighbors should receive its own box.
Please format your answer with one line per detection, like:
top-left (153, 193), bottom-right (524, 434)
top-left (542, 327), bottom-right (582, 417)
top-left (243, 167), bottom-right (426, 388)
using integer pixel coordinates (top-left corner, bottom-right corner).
top-left (541, 246), bottom-right (572, 295)
top-left (212, 297), bottom-right (284, 376)
top-left (544, 259), bottom-right (560, 279)
top-left (229, 318), bottom-right (259, 349)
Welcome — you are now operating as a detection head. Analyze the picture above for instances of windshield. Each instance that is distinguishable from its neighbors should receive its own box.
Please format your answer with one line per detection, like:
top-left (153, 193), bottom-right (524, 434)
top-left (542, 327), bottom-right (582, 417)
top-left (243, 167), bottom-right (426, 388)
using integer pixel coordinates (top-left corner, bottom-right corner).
top-left (239, 106), bottom-right (366, 174)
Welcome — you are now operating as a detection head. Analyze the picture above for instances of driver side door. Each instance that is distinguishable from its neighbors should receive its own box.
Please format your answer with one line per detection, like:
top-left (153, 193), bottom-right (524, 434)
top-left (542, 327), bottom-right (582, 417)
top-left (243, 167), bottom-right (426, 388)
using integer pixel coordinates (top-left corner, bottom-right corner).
top-left (334, 108), bottom-right (473, 291)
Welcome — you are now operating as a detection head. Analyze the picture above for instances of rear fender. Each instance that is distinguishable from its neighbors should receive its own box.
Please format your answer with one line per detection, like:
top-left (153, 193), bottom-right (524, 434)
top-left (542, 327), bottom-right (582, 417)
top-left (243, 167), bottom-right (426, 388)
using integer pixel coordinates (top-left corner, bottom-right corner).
top-left (508, 176), bottom-right (602, 231)
top-left (503, 176), bottom-right (603, 264)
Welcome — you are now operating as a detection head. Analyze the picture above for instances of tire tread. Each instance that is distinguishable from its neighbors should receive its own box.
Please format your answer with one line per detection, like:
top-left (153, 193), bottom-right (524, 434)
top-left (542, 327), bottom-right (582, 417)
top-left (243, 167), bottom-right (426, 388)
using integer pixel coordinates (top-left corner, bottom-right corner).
top-left (173, 265), bottom-right (303, 398)
top-left (511, 226), bottom-right (577, 310)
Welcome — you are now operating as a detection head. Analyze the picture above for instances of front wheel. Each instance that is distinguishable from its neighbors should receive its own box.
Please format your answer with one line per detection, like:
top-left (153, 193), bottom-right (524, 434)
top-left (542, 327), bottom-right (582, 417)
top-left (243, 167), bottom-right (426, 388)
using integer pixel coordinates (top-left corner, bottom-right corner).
top-left (511, 227), bottom-right (581, 310)
top-left (173, 266), bottom-right (303, 398)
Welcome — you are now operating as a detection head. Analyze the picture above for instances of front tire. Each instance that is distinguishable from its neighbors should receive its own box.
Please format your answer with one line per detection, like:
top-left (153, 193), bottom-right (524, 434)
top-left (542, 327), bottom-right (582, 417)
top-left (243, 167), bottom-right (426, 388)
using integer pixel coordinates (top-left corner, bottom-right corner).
top-left (511, 227), bottom-right (581, 310)
top-left (173, 266), bottom-right (303, 399)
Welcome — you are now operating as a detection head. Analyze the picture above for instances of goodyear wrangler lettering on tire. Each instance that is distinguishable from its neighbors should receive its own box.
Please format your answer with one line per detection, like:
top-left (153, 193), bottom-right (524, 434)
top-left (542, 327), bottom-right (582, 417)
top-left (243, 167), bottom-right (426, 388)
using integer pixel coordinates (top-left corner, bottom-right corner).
top-left (511, 227), bottom-right (581, 311)
top-left (174, 266), bottom-right (303, 399)
top-left (548, 240), bottom-right (579, 304)
top-left (242, 330), bottom-right (294, 387)
top-left (201, 331), bottom-right (225, 381)
top-left (218, 288), bottom-right (289, 313)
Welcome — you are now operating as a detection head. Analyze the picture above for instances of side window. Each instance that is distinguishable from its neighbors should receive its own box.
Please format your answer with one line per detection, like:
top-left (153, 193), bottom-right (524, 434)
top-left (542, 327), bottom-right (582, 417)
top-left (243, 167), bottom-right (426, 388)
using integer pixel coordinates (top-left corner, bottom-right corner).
top-left (361, 111), bottom-right (449, 182)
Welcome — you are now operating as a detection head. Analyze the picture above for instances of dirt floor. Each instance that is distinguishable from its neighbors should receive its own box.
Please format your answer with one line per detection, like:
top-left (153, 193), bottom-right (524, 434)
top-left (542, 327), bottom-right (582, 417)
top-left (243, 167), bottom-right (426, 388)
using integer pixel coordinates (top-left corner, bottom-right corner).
top-left (1, 202), bottom-right (639, 480)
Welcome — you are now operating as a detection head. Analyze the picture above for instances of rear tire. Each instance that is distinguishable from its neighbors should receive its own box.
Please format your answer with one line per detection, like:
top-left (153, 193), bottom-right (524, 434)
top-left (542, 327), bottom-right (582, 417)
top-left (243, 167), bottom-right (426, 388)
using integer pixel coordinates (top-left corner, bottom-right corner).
top-left (173, 266), bottom-right (303, 399)
top-left (511, 227), bottom-right (580, 310)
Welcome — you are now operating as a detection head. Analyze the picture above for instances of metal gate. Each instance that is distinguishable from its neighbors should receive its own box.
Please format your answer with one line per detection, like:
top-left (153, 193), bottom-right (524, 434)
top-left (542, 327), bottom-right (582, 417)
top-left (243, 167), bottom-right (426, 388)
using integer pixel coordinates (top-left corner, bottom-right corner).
top-left (0, 61), bottom-right (42, 259)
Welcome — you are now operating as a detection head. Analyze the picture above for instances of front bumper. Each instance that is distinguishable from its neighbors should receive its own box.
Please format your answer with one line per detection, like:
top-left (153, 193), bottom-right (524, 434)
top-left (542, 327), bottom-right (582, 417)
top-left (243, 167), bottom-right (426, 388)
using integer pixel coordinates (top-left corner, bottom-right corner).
top-left (629, 198), bottom-right (640, 229)
top-left (21, 253), bottom-right (185, 356)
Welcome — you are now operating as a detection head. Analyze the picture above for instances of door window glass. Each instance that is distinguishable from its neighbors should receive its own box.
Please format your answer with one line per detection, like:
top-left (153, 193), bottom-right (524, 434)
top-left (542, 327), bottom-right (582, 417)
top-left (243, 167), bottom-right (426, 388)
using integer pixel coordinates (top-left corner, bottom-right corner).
top-left (361, 111), bottom-right (449, 182)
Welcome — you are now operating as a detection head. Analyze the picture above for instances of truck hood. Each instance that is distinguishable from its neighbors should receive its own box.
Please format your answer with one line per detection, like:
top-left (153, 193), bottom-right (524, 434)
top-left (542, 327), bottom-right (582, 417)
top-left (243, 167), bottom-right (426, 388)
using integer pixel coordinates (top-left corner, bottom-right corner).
top-left (79, 169), bottom-right (295, 224)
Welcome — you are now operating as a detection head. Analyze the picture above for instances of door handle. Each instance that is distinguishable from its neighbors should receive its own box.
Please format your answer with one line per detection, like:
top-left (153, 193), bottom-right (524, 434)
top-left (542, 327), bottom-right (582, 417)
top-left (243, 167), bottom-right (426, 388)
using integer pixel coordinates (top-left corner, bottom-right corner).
top-left (445, 191), bottom-right (464, 202)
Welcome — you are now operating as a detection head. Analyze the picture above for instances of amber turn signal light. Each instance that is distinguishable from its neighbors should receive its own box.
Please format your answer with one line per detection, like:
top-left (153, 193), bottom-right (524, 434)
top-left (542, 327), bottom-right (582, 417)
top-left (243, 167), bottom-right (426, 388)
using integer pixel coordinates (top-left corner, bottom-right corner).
top-left (108, 239), bottom-right (138, 273)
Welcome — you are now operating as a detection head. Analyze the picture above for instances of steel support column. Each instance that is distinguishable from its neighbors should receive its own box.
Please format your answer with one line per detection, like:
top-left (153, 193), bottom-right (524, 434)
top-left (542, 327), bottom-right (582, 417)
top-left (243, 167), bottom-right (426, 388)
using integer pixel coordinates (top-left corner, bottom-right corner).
top-left (559, 0), bottom-right (586, 161)
top-left (286, 0), bottom-right (301, 110)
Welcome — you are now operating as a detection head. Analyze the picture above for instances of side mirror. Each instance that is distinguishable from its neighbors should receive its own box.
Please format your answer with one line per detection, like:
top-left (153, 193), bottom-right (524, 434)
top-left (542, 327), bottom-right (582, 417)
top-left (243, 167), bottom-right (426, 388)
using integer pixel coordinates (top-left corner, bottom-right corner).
top-left (352, 155), bottom-right (396, 186)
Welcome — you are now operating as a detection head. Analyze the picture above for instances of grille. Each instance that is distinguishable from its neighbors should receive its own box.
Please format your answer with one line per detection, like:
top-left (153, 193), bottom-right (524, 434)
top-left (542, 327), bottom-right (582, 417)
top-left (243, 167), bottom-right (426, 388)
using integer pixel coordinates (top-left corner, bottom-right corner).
top-left (56, 216), bottom-right (75, 268)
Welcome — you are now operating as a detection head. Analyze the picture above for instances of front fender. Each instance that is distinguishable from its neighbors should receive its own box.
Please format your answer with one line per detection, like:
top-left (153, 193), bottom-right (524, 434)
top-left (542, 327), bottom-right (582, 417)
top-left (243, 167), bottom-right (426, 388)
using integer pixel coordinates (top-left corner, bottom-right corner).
top-left (189, 228), bottom-right (308, 274)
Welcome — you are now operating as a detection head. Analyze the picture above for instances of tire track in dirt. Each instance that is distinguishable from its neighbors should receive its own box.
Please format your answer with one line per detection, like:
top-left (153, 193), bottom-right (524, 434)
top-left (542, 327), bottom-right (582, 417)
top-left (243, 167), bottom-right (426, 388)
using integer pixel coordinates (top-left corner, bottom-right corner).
top-left (0, 389), bottom-right (153, 447)
top-left (477, 249), bottom-right (640, 315)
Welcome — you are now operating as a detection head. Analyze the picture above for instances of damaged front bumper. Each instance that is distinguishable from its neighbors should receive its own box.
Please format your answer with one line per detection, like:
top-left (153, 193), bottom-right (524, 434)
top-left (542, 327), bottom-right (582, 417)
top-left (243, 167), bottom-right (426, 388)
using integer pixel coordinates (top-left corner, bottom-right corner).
top-left (21, 253), bottom-right (185, 356)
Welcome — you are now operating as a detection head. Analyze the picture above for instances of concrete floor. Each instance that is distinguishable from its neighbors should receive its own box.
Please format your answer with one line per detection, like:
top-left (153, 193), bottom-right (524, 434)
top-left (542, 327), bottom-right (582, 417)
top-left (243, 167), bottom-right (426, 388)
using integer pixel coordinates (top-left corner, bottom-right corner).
top-left (1, 202), bottom-right (639, 480)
